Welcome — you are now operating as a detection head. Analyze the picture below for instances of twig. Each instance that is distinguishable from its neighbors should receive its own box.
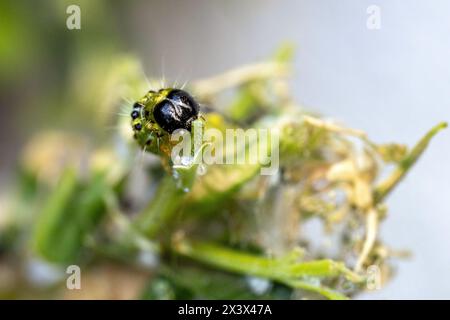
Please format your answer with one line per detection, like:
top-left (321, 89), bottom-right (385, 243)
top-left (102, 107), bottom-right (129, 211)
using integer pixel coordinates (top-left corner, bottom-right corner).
top-left (302, 115), bottom-right (368, 139)
top-left (374, 122), bottom-right (447, 203)
top-left (355, 208), bottom-right (378, 272)
top-left (192, 62), bottom-right (289, 97)
top-left (172, 239), bottom-right (364, 300)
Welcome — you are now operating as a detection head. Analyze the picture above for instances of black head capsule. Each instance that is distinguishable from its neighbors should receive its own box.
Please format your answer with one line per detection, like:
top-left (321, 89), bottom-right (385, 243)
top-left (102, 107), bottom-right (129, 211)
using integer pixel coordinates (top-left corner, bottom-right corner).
top-left (153, 89), bottom-right (200, 134)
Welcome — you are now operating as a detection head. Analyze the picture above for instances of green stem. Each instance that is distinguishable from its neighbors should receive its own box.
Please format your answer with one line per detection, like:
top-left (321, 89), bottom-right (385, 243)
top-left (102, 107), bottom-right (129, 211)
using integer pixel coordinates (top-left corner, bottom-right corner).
top-left (173, 240), bottom-right (363, 299)
top-left (32, 168), bottom-right (79, 262)
top-left (374, 122), bottom-right (447, 203)
top-left (134, 175), bottom-right (186, 238)
top-left (280, 279), bottom-right (348, 300)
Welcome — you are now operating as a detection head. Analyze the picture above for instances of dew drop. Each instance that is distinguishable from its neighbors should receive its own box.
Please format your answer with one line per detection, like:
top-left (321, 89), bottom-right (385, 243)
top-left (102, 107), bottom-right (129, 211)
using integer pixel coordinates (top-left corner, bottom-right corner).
top-left (246, 276), bottom-right (272, 295)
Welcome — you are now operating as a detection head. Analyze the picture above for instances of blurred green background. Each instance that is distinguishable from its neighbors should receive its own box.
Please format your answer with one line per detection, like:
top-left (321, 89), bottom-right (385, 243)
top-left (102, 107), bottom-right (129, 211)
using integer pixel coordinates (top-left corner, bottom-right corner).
top-left (0, 1), bottom-right (125, 180)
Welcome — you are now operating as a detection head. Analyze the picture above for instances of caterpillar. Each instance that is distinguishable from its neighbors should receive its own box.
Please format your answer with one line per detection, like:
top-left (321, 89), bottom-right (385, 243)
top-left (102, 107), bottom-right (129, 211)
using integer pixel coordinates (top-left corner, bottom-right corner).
top-left (131, 88), bottom-right (200, 156)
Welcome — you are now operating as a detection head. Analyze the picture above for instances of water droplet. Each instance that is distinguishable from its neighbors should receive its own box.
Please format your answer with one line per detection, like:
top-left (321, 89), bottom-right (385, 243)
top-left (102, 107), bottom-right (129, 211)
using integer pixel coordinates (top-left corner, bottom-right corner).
top-left (246, 276), bottom-right (272, 295)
